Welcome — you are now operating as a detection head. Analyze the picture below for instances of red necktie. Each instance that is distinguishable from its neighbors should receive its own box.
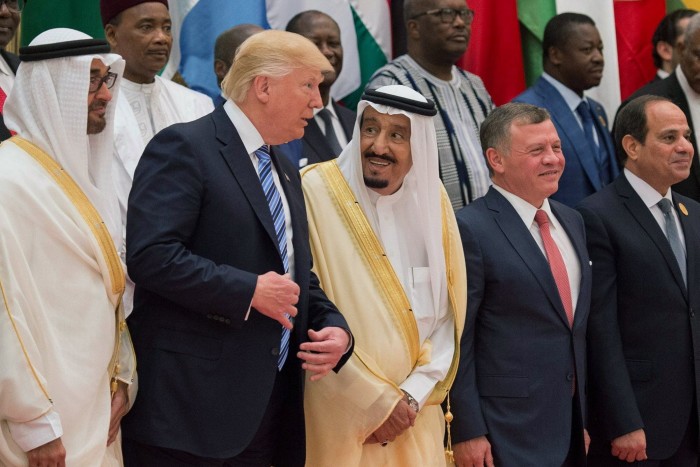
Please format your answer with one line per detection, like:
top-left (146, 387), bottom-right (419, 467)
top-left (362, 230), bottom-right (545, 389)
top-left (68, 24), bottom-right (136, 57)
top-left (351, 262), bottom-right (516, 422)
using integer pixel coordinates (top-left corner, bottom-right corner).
top-left (535, 210), bottom-right (574, 328)
top-left (0, 86), bottom-right (6, 112)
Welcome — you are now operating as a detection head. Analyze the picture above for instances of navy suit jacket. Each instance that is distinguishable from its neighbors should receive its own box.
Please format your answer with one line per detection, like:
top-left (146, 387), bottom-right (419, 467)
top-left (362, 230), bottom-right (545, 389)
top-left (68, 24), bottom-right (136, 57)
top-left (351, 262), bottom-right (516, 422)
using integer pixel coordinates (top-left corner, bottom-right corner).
top-left (123, 106), bottom-right (351, 464)
top-left (514, 77), bottom-right (619, 207)
top-left (578, 174), bottom-right (700, 459)
top-left (276, 99), bottom-right (355, 168)
top-left (0, 50), bottom-right (18, 141)
top-left (451, 187), bottom-right (592, 466)
top-left (624, 72), bottom-right (700, 201)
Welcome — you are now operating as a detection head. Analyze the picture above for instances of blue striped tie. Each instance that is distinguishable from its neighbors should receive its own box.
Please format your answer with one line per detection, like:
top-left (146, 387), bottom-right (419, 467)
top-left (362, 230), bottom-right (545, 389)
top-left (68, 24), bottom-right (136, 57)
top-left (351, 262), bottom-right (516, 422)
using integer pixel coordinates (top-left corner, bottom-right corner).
top-left (255, 145), bottom-right (290, 370)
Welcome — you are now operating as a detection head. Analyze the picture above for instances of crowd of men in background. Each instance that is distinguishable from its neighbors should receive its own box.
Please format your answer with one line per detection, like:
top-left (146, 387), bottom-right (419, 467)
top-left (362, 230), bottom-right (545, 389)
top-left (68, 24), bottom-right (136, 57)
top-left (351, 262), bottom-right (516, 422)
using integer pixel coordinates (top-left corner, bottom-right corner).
top-left (0, 0), bottom-right (699, 466)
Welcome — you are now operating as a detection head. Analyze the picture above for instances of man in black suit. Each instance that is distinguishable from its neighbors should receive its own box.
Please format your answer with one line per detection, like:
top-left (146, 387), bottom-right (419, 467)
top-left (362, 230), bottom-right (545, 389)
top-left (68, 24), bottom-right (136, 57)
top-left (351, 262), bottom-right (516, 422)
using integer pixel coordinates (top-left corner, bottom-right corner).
top-left (649, 9), bottom-right (696, 83)
top-left (625, 13), bottom-right (700, 201)
top-left (579, 95), bottom-right (700, 466)
top-left (212, 23), bottom-right (263, 107)
top-left (0, 0), bottom-right (21, 140)
top-left (451, 103), bottom-right (592, 466)
top-left (279, 10), bottom-right (356, 168)
top-left (122, 30), bottom-right (352, 466)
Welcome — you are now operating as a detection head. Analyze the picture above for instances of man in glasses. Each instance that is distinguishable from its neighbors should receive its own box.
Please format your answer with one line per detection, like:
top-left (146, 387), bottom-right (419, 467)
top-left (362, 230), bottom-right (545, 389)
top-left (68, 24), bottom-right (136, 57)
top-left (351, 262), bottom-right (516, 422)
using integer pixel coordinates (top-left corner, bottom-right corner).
top-left (368, 0), bottom-right (494, 211)
top-left (0, 0), bottom-right (22, 141)
top-left (0, 28), bottom-right (135, 466)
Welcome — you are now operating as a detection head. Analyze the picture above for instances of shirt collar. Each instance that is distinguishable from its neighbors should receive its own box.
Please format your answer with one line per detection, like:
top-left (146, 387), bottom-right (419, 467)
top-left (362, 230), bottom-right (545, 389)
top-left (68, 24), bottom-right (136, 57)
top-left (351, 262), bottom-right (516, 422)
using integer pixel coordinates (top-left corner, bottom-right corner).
top-left (492, 184), bottom-right (554, 228)
top-left (624, 168), bottom-right (672, 208)
top-left (313, 100), bottom-right (338, 118)
top-left (542, 72), bottom-right (586, 113)
top-left (0, 54), bottom-right (11, 77)
top-left (675, 64), bottom-right (700, 100)
top-left (223, 100), bottom-right (265, 156)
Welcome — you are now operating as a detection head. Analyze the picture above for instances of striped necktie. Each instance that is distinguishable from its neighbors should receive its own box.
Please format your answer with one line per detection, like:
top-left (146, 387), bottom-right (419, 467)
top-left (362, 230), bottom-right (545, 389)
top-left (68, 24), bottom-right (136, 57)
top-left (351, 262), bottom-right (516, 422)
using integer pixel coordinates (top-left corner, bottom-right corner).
top-left (658, 198), bottom-right (687, 287)
top-left (255, 145), bottom-right (290, 370)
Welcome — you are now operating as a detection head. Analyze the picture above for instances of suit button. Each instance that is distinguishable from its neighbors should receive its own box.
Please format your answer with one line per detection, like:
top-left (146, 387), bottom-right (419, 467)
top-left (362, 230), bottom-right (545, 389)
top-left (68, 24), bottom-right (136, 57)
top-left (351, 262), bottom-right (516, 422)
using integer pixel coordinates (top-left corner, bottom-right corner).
top-left (225, 318), bottom-right (231, 324)
top-left (206, 314), bottom-right (213, 319)
top-left (271, 347), bottom-right (280, 356)
top-left (691, 308), bottom-right (695, 318)
top-left (566, 373), bottom-right (574, 381)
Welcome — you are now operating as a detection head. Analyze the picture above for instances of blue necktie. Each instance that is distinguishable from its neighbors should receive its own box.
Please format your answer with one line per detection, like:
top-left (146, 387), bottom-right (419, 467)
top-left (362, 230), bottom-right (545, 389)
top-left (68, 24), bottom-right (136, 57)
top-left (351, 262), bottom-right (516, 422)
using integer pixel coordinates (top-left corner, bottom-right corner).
top-left (577, 100), bottom-right (611, 184)
top-left (658, 198), bottom-right (687, 287)
top-left (255, 145), bottom-right (290, 370)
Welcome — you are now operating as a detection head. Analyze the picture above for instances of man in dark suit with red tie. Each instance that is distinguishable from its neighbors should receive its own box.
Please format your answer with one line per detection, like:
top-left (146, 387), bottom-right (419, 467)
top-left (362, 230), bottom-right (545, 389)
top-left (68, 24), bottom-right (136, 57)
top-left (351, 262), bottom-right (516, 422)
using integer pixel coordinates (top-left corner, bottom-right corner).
top-left (0, 0), bottom-right (21, 140)
top-left (122, 30), bottom-right (352, 466)
top-left (580, 95), bottom-right (700, 466)
top-left (450, 102), bottom-right (592, 466)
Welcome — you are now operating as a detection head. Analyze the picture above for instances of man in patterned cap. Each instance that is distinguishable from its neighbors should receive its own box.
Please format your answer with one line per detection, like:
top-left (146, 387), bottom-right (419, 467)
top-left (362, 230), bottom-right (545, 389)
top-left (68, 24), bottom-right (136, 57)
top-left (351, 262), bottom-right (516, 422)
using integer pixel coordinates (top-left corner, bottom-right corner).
top-left (0, 28), bottom-right (135, 466)
top-left (100, 0), bottom-right (213, 314)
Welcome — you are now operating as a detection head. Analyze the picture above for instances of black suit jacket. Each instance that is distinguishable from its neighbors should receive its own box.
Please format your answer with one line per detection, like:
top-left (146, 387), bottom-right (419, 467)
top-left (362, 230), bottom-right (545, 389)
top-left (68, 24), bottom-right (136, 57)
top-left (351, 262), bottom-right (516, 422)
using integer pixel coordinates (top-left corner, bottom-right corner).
top-left (123, 106), bottom-right (352, 464)
top-left (624, 72), bottom-right (700, 201)
top-left (451, 187), bottom-right (592, 466)
top-left (0, 50), bottom-right (18, 141)
top-left (276, 99), bottom-right (356, 168)
top-left (578, 174), bottom-right (700, 459)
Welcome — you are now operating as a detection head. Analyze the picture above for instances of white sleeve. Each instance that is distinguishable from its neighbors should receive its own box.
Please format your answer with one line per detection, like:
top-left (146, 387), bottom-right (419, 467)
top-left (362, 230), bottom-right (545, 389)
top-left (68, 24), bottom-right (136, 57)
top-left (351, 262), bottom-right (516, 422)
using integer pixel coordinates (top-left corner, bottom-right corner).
top-left (7, 410), bottom-right (63, 452)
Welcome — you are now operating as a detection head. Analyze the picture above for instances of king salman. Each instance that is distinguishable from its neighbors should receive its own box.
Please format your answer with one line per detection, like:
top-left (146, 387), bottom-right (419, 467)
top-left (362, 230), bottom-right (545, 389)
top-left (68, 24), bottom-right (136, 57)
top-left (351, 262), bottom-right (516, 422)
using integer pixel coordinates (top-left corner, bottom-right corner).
top-left (301, 85), bottom-right (467, 466)
top-left (0, 29), bottom-right (135, 466)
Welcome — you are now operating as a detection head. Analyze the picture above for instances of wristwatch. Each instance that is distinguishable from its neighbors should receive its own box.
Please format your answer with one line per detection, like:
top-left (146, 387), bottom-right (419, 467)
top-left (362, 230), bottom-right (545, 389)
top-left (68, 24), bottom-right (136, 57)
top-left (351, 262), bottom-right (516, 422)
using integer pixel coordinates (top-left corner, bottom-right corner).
top-left (402, 390), bottom-right (419, 412)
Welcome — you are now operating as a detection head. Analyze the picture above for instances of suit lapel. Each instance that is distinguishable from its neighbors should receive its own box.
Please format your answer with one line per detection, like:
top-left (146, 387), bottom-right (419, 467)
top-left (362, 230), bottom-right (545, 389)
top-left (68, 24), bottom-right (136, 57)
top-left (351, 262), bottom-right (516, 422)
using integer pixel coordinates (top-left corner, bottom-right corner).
top-left (536, 78), bottom-right (602, 190)
top-left (616, 177), bottom-right (688, 300)
top-left (589, 100), bottom-right (619, 178)
top-left (302, 118), bottom-right (333, 164)
top-left (676, 195), bottom-right (697, 301)
top-left (333, 99), bottom-right (356, 141)
top-left (213, 107), bottom-right (279, 254)
top-left (486, 188), bottom-right (572, 328)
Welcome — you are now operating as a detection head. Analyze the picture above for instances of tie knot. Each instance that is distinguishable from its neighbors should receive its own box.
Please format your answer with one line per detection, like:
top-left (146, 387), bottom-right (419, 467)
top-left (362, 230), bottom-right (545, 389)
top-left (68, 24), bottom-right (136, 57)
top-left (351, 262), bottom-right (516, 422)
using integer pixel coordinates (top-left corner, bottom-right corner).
top-left (256, 145), bottom-right (271, 162)
top-left (576, 100), bottom-right (592, 121)
top-left (658, 198), bottom-right (673, 214)
top-left (317, 107), bottom-right (332, 123)
top-left (535, 209), bottom-right (550, 227)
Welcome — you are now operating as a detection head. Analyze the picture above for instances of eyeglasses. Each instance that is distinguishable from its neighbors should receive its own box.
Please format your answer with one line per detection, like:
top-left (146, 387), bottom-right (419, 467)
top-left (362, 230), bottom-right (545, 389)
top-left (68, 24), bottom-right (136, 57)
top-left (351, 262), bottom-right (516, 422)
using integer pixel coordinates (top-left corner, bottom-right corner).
top-left (411, 8), bottom-right (475, 24)
top-left (89, 72), bottom-right (118, 93)
top-left (0, 0), bottom-right (25, 12)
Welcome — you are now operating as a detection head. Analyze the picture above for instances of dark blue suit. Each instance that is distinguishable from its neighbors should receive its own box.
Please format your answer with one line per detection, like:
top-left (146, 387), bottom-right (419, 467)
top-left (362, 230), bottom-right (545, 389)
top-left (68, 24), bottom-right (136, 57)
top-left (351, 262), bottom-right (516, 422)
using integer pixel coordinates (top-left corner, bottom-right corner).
top-left (514, 77), bottom-right (619, 207)
top-left (451, 187), bottom-right (592, 466)
top-left (276, 99), bottom-right (355, 168)
top-left (578, 175), bottom-right (700, 463)
top-left (122, 106), bottom-right (351, 465)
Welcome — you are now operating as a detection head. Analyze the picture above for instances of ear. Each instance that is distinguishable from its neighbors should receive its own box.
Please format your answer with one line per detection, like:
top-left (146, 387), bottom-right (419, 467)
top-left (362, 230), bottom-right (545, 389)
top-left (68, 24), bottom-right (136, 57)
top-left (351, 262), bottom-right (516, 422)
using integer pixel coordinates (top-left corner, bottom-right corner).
top-left (251, 75), bottom-right (271, 104)
top-left (104, 24), bottom-right (118, 50)
top-left (656, 40), bottom-right (673, 63)
top-left (548, 46), bottom-right (563, 67)
top-left (621, 134), bottom-right (640, 162)
top-left (485, 147), bottom-right (505, 175)
top-left (214, 59), bottom-right (228, 83)
top-left (406, 19), bottom-right (421, 40)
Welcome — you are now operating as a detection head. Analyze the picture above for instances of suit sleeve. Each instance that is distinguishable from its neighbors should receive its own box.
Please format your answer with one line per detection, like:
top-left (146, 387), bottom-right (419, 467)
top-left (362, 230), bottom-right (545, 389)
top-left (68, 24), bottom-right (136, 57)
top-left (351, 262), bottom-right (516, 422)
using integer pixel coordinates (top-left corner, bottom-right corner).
top-left (126, 126), bottom-right (258, 325)
top-left (450, 216), bottom-right (489, 442)
top-left (578, 205), bottom-right (645, 440)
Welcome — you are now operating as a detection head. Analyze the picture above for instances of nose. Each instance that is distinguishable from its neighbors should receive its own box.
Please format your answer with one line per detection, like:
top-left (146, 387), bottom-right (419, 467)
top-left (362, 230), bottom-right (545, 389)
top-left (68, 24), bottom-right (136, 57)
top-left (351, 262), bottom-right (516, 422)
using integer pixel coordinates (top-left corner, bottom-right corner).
top-left (319, 42), bottom-right (333, 59)
top-left (592, 48), bottom-right (604, 64)
top-left (95, 81), bottom-right (113, 102)
top-left (679, 136), bottom-right (694, 155)
top-left (0, 2), bottom-right (10, 15)
top-left (153, 27), bottom-right (170, 44)
top-left (371, 131), bottom-right (390, 154)
top-left (310, 85), bottom-right (323, 109)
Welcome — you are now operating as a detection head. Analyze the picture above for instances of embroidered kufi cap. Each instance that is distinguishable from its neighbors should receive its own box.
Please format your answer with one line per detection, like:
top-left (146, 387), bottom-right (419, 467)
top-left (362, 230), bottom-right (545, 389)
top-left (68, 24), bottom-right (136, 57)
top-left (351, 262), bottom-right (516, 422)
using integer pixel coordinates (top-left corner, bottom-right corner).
top-left (100, 0), bottom-right (169, 27)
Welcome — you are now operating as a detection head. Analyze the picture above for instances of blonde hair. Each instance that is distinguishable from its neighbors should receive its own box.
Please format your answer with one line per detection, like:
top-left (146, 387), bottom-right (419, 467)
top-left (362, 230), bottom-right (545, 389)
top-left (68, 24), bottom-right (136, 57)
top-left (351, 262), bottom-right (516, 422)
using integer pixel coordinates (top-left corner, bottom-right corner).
top-left (222, 29), bottom-right (333, 103)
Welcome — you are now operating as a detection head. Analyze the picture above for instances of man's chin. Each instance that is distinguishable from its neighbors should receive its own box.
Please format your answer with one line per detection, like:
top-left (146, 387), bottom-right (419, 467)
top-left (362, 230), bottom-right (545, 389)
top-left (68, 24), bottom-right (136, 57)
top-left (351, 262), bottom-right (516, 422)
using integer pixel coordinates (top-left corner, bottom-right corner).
top-left (363, 176), bottom-right (389, 190)
top-left (87, 118), bottom-right (107, 135)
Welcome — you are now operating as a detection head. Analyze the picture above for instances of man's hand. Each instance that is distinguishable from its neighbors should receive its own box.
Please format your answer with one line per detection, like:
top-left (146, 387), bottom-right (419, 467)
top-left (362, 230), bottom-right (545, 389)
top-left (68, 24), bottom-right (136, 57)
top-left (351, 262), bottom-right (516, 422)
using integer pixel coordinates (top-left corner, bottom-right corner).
top-left (107, 381), bottom-right (129, 446)
top-left (27, 437), bottom-right (66, 467)
top-left (584, 428), bottom-right (590, 455)
top-left (453, 436), bottom-right (494, 467)
top-left (298, 328), bottom-right (350, 381)
top-left (611, 429), bottom-right (647, 462)
top-left (251, 272), bottom-right (299, 329)
top-left (363, 399), bottom-right (416, 444)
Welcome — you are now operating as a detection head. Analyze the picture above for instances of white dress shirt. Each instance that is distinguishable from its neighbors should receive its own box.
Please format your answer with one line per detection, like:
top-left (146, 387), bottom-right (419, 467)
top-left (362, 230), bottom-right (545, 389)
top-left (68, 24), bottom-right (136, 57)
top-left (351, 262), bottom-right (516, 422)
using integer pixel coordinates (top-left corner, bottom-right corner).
top-left (493, 185), bottom-right (582, 311)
